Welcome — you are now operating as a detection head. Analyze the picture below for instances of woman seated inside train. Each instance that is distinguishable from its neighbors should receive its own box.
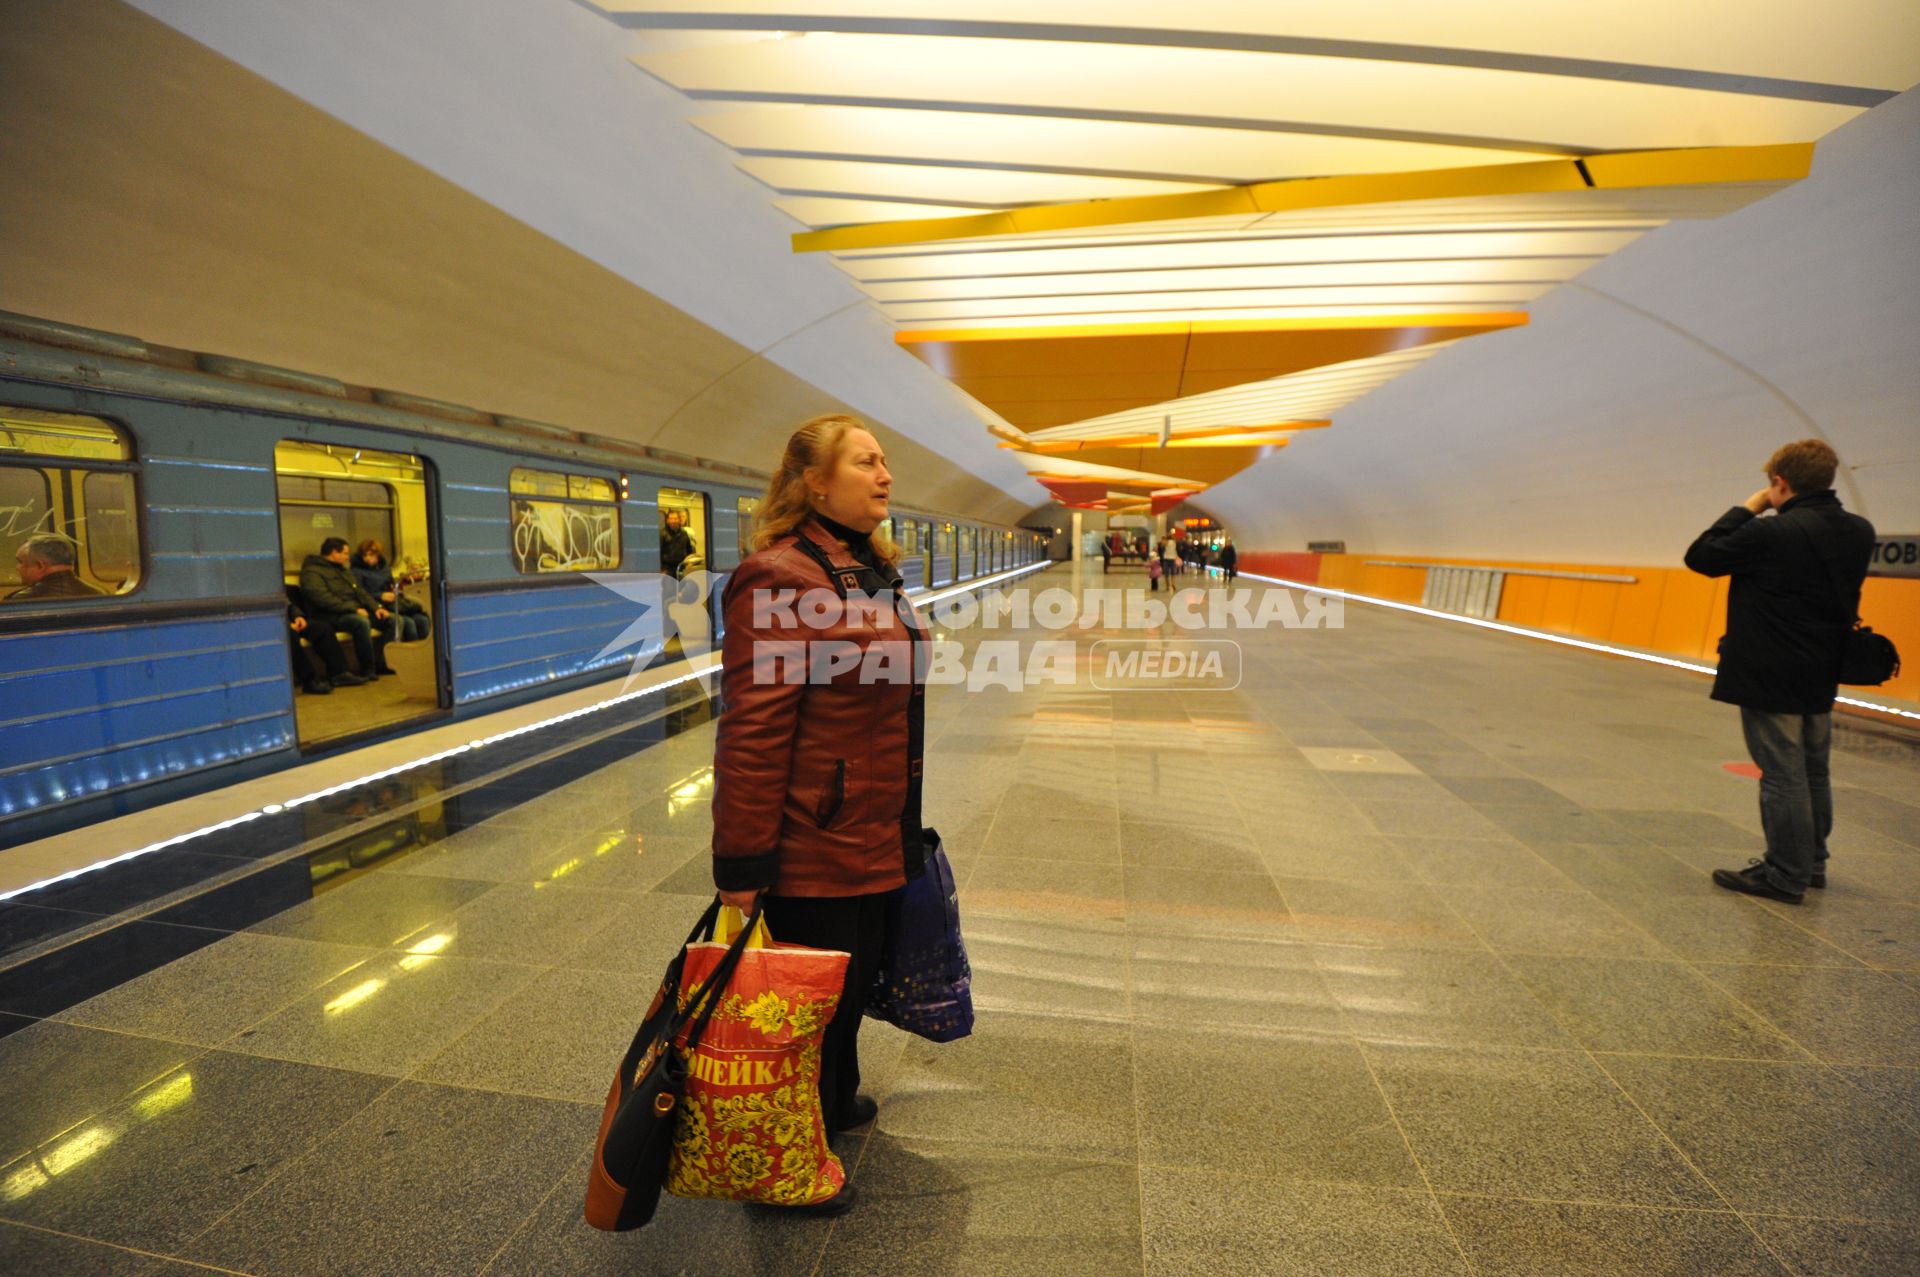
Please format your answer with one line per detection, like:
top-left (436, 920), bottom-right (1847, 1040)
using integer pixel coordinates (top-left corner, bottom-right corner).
top-left (351, 538), bottom-right (430, 641)
top-left (8, 533), bottom-right (103, 600)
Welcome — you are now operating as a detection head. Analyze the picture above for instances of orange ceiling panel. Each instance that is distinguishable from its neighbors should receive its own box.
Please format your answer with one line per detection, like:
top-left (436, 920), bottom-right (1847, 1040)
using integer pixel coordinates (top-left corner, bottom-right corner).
top-left (899, 314), bottom-right (1524, 431)
top-left (1036, 444), bottom-right (1278, 487)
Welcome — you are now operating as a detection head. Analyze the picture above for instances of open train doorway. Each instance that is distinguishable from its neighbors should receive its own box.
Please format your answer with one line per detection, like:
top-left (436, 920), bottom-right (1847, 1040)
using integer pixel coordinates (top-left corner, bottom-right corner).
top-left (275, 441), bottom-right (445, 748)
top-left (658, 485), bottom-right (712, 661)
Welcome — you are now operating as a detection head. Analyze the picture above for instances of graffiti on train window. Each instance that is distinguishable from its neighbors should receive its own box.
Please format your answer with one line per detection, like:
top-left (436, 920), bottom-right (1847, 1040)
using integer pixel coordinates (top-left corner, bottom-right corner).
top-left (509, 467), bottom-right (621, 573)
top-left (1, 406), bottom-right (142, 602)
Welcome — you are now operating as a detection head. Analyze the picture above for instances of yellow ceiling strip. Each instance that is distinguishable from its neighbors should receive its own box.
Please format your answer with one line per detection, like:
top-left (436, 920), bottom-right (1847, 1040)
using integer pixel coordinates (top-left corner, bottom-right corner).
top-left (898, 312), bottom-right (1528, 346)
top-left (1007, 422), bottom-right (1328, 451)
top-left (794, 144), bottom-right (1813, 253)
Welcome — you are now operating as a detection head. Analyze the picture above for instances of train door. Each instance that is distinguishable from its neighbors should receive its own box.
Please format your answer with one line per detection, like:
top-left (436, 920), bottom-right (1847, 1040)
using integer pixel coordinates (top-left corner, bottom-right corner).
top-left (958, 526), bottom-right (976, 582)
top-left (933, 523), bottom-right (953, 587)
top-left (275, 440), bottom-right (445, 748)
top-left (658, 485), bottom-right (713, 660)
top-left (897, 518), bottom-right (924, 591)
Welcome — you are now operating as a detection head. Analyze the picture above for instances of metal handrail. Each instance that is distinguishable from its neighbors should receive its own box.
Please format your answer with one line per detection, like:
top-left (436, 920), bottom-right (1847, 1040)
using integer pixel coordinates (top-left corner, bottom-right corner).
top-left (1365, 560), bottom-right (1638, 584)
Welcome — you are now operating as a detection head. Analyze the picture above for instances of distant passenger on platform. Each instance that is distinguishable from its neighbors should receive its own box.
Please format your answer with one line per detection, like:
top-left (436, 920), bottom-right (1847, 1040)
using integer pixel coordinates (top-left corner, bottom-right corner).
top-left (8, 533), bottom-right (103, 600)
top-left (1685, 439), bottom-right (1875, 904)
top-left (352, 538), bottom-right (430, 641)
top-left (300, 536), bottom-right (396, 678)
top-left (661, 509), bottom-right (696, 579)
top-left (285, 597), bottom-right (352, 694)
top-left (1147, 552), bottom-right (1162, 591)
top-left (1218, 537), bottom-right (1238, 585)
top-left (1157, 537), bottom-right (1175, 583)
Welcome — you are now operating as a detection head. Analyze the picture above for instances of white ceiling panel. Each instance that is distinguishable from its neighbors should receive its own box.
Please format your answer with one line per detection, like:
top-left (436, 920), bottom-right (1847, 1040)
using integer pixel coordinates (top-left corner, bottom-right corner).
top-left (692, 105), bottom-right (1570, 184)
top-left (640, 35), bottom-right (1865, 153)
top-left (591, 1), bottom-right (1920, 93)
top-left (737, 155), bottom-right (1210, 204)
top-left (770, 194), bottom-right (987, 225)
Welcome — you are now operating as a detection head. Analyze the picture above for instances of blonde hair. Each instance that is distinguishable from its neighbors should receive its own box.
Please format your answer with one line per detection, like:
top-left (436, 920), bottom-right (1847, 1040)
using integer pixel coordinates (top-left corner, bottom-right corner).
top-left (751, 415), bottom-right (901, 568)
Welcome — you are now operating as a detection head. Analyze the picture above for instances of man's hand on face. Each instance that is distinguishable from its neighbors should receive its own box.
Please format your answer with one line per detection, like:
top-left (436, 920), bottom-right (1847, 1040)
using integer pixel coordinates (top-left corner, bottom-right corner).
top-left (1744, 487), bottom-right (1774, 515)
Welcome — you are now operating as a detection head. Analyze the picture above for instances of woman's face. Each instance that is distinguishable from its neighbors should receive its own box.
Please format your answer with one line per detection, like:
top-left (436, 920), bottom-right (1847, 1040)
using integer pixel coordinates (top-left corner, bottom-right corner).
top-left (361, 549), bottom-right (379, 566)
top-left (809, 428), bottom-right (891, 534)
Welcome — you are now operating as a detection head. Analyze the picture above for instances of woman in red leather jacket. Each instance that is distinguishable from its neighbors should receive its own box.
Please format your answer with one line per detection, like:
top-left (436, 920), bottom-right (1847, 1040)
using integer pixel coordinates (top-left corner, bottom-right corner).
top-left (712, 414), bottom-right (928, 1216)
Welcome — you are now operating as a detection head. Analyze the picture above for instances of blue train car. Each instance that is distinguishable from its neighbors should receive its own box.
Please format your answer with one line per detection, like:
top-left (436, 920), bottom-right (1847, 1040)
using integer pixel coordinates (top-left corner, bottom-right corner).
top-left (0, 313), bottom-right (1037, 851)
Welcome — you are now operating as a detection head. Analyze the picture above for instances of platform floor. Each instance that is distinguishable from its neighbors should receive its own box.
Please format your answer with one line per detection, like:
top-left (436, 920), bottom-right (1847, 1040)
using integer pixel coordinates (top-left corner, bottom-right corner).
top-left (1, 563), bottom-right (1915, 1275)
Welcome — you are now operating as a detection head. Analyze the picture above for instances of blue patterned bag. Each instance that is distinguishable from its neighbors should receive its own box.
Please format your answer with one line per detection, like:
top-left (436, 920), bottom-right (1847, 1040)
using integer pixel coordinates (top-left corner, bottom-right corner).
top-left (866, 830), bottom-right (973, 1042)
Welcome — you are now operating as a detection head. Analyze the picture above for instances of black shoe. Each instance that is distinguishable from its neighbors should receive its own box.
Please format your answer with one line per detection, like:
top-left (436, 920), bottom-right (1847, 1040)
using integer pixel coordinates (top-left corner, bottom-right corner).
top-left (1711, 859), bottom-right (1804, 905)
top-left (331, 671), bottom-right (368, 687)
top-left (302, 680), bottom-right (333, 695)
top-left (1810, 870), bottom-right (1827, 889)
top-left (373, 665), bottom-right (399, 676)
top-left (782, 1183), bottom-right (856, 1218)
top-left (832, 1096), bottom-right (879, 1133)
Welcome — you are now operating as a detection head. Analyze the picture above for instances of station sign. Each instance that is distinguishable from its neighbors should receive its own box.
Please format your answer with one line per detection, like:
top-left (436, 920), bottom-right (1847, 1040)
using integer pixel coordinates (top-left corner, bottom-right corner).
top-left (1870, 534), bottom-right (1919, 577)
top-left (1307, 540), bottom-right (1346, 554)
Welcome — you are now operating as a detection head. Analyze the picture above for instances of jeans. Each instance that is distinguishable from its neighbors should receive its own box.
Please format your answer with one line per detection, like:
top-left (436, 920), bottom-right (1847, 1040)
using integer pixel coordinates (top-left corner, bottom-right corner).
top-left (324, 611), bottom-right (390, 674)
top-left (1739, 706), bottom-right (1833, 892)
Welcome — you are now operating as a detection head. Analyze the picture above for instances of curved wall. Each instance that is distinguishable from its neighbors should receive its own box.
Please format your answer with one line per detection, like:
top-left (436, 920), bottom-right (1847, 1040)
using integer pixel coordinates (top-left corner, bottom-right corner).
top-left (1202, 86), bottom-right (1920, 565)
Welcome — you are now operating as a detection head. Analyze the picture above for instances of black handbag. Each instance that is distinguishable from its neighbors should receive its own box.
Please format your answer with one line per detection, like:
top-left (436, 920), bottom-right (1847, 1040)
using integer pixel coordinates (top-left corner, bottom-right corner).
top-left (583, 897), bottom-right (762, 1232)
top-left (1791, 519), bottom-right (1901, 686)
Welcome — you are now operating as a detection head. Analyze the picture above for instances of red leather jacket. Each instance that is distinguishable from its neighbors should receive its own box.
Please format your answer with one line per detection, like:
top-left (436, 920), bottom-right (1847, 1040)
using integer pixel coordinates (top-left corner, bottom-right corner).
top-left (711, 517), bottom-right (928, 897)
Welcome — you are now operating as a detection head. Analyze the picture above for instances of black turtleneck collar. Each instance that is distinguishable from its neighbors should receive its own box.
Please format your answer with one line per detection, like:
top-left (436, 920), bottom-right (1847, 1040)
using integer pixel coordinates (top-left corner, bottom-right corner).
top-left (1778, 489), bottom-right (1839, 514)
top-left (812, 512), bottom-right (879, 565)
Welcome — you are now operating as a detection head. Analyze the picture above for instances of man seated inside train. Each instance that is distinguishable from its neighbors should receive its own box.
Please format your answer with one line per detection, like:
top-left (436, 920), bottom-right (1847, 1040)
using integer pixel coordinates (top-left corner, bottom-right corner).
top-left (298, 536), bottom-right (396, 678)
top-left (285, 595), bottom-right (358, 694)
top-left (8, 533), bottom-right (104, 600)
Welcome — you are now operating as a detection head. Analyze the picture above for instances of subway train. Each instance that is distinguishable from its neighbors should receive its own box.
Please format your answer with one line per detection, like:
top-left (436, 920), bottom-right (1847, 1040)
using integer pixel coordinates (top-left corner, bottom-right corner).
top-left (0, 311), bottom-right (1049, 851)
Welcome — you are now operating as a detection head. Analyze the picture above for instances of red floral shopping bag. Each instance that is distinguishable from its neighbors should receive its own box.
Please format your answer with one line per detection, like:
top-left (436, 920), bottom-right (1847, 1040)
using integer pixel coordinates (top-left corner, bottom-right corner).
top-left (665, 908), bottom-right (849, 1207)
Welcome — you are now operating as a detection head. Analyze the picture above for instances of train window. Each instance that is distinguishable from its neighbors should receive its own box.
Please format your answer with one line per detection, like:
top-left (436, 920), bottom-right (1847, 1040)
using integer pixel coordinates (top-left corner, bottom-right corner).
top-left (1, 406), bottom-right (142, 603)
top-left (902, 520), bottom-right (920, 553)
top-left (509, 466), bottom-right (621, 573)
top-left (658, 486), bottom-right (708, 580)
top-left (736, 497), bottom-right (758, 557)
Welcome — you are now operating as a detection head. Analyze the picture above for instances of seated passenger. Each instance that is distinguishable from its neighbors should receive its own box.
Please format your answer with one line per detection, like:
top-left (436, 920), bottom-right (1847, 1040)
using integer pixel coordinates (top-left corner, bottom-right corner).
top-left (352, 538), bottom-right (430, 642)
top-left (9, 533), bottom-right (104, 600)
top-left (299, 537), bottom-right (396, 678)
top-left (286, 596), bottom-right (359, 693)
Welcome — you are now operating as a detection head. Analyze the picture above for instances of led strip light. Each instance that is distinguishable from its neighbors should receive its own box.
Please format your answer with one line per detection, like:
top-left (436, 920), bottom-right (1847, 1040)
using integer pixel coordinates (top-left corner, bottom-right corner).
top-left (1235, 569), bottom-right (1920, 724)
top-left (0, 560), bottom-right (1055, 903)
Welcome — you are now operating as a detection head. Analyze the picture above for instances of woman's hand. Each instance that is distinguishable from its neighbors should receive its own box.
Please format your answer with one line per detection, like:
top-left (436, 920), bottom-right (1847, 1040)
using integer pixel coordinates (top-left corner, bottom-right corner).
top-left (718, 888), bottom-right (762, 914)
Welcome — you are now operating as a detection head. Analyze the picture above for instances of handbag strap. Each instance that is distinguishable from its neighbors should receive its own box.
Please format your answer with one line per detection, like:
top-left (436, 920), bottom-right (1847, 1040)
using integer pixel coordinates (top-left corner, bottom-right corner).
top-left (1785, 515), bottom-right (1862, 627)
top-left (673, 896), bottom-right (767, 1058)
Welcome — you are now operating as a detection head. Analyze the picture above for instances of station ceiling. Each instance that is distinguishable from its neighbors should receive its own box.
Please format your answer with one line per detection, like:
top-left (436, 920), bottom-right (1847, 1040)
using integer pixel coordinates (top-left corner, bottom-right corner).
top-left (588, 0), bottom-right (1918, 509)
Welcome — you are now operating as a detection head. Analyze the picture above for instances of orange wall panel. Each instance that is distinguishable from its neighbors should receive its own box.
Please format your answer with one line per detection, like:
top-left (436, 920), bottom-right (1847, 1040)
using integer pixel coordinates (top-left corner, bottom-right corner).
top-left (1608, 571), bottom-right (1669, 649)
top-left (1859, 577), bottom-right (1920, 703)
top-left (1500, 573), bottom-right (1549, 627)
top-left (1651, 570), bottom-right (1719, 658)
top-left (1571, 578), bottom-right (1621, 641)
top-left (1540, 570), bottom-right (1582, 634)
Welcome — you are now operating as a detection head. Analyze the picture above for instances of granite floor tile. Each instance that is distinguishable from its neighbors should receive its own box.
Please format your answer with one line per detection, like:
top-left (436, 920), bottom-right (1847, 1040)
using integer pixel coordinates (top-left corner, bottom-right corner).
top-left (0, 919), bottom-right (228, 1019)
top-left (1432, 775), bottom-right (1572, 806)
top-left (1141, 1172), bottom-right (1466, 1276)
top-left (48, 932), bottom-right (375, 1048)
top-left (1777, 896), bottom-right (1920, 970)
top-left (1506, 954), bottom-right (1805, 1059)
top-left (1599, 1053), bottom-right (1920, 1220)
top-left (412, 965), bottom-right (653, 1104)
top-left (185, 1081), bottom-right (592, 1277)
top-left (1479, 804), bottom-right (1649, 847)
top-left (0, 1020), bottom-right (198, 1167)
top-left (1692, 964), bottom-right (1920, 1065)
top-left (390, 821), bottom-right (673, 893)
top-left (1272, 877), bottom-right (1483, 951)
top-left (1392, 837), bottom-right (1579, 890)
top-left (1122, 866), bottom-right (1290, 934)
top-left (1529, 843), bottom-right (1722, 897)
top-left (1361, 800), bottom-right (1511, 841)
top-left (1450, 887), bottom-right (1671, 959)
top-left (0, 1012), bottom-right (35, 1040)
top-left (1748, 1216), bottom-right (1920, 1277)
top-left (1135, 1026), bottom-right (1420, 1187)
top-left (1129, 932), bottom-right (1341, 1035)
top-left (963, 857), bottom-right (1125, 925)
top-left (0, 1224), bottom-right (210, 1276)
top-left (984, 815), bottom-right (1122, 864)
top-left (996, 779), bottom-right (1120, 824)
top-left (1257, 834), bottom-right (1420, 884)
top-left (1118, 820), bottom-right (1262, 873)
top-left (1602, 809), bottom-right (1762, 849)
top-left (223, 950), bottom-right (542, 1077)
top-left (965, 916), bottom-right (1130, 1020)
top-left (1828, 1064), bottom-right (1920, 1135)
top-left (1364, 1042), bottom-right (1719, 1207)
top-left (1604, 891), bottom-right (1861, 967)
top-left (552, 891), bottom-right (718, 977)
top-left (0, 902), bottom-right (109, 964)
top-left (1438, 1196), bottom-right (1785, 1276)
top-left (1315, 946), bottom-right (1577, 1049)
top-left (820, 1137), bottom-right (1144, 1277)
top-left (1230, 792), bottom-right (1377, 840)
top-left (0, 1051), bottom-right (390, 1252)
top-left (419, 882), bottom-right (636, 967)
top-left (248, 872), bottom-right (497, 949)
top-left (879, 1010), bottom-right (1136, 1162)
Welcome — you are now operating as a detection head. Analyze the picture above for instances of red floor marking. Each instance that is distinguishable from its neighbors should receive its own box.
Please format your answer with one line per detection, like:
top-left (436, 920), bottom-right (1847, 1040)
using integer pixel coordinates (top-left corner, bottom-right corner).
top-left (1722, 762), bottom-right (1762, 780)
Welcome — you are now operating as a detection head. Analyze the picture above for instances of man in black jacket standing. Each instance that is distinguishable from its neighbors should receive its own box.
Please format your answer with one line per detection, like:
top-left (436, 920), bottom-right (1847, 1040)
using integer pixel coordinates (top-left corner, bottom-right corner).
top-left (1685, 440), bottom-right (1875, 903)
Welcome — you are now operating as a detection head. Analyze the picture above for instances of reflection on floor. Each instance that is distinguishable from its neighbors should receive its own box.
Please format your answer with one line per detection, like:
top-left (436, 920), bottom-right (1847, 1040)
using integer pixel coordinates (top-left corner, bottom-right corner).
top-left (1, 562), bottom-right (1916, 1275)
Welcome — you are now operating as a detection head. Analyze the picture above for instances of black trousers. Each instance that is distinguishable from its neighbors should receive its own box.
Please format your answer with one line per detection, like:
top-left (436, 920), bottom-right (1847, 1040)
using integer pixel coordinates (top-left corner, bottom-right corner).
top-left (758, 891), bottom-right (888, 1133)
